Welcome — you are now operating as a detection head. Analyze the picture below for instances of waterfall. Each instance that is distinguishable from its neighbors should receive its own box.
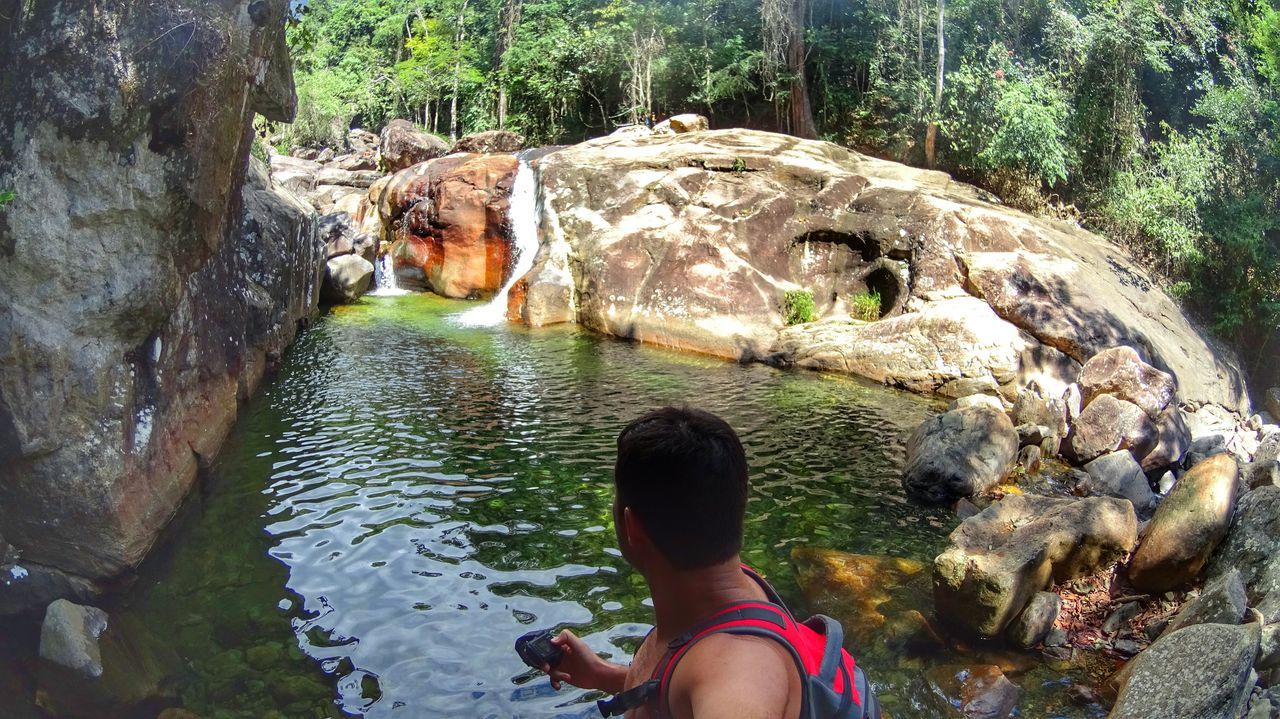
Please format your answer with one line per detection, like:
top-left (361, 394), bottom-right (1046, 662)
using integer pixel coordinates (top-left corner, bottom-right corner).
top-left (369, 251), bottom-right (409, 296)
top-left (456, 156), bottom-right (540, 326)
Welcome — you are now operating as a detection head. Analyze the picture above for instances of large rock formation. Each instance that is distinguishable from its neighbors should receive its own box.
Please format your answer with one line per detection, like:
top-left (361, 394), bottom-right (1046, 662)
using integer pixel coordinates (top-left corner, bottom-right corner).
top-left (0, 1), bottom-right (319, 611)
top-left (513, 130), bottom-right (1247, 410)
top-left (901, 404), bottom-right (1019, 505)
top-left (373, 154), bottom-right (519, 298)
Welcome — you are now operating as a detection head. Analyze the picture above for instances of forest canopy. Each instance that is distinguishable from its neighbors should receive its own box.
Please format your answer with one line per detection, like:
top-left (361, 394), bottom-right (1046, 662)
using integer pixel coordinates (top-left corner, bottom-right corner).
top-left (282, 0), bottom-right (1280, 381)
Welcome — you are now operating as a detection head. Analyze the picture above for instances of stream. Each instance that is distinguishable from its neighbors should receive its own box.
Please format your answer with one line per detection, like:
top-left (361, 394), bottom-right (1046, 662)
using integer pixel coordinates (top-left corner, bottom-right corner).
top-left (81, 294), bottom-right (1096, 718)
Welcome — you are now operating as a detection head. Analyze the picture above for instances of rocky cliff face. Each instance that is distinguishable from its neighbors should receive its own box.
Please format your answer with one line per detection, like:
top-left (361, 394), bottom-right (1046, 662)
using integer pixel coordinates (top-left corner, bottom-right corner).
top-left (518, 130), bottom-right (1248, 411)
top-left (0, 0), bottom-right (318, 612)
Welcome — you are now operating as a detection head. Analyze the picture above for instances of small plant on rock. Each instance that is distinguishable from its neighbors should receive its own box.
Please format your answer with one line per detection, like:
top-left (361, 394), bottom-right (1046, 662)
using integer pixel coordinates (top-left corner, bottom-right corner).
top-left (849, 290), bottom-right (882, 322)
top-left (731, 157), bottom-right (748, 173)
top-left (0, 190), bottom-right (14, 206)
top-left (783, 289), bottom-right (816, 325)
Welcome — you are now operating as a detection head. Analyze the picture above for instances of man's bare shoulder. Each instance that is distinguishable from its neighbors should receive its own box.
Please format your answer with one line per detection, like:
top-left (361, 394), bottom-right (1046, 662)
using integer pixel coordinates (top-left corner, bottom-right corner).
top-left (667, 633), bottom-right (799, 719)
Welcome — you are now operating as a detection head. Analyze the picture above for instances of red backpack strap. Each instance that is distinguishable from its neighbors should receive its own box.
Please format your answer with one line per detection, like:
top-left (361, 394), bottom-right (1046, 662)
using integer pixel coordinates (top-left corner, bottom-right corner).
top-left (647, 600), bottom-right (819, 719)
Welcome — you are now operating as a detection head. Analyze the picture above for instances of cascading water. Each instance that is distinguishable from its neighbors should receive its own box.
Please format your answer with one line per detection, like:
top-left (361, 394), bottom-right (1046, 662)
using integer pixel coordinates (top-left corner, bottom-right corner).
top-left (369, 251), bottom-right (409, 297)
top-left (455, 155), bottom-right (540, 326)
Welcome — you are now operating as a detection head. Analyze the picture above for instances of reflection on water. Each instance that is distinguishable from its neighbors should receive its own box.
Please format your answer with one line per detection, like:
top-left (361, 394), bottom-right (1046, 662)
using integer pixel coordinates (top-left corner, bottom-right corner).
top-left (118, 293), bottom-right (954, 718)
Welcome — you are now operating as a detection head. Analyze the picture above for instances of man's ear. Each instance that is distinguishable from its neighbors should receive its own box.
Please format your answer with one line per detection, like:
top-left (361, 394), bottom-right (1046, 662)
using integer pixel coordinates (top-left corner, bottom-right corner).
top-left (622, 507), bottom-right (649, 551)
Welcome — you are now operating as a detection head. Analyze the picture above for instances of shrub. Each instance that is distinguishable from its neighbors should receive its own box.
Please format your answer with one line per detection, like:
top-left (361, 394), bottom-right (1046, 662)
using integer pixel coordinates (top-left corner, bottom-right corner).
top-left (849, 290), bottom-right (881, 322)
top-left (782, 289), bottom-right (816, 326)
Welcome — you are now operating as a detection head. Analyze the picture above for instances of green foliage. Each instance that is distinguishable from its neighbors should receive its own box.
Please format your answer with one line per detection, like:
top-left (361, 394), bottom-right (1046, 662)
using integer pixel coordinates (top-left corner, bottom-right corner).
top-left (0, 190), bottom-right (13, 206)
top-left (782, 289), bottom-right (816, 326)
top-left (849, 291), bottom-right (882, 322)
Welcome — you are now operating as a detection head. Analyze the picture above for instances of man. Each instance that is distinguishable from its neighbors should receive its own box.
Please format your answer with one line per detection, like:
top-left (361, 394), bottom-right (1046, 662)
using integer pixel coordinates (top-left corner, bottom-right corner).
top-left (539, 406), bottom-right (877, 719)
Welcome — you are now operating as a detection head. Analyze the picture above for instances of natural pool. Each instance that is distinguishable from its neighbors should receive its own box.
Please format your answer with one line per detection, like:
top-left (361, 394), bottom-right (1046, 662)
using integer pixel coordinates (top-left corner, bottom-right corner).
top-left (98, 293), bottom-right (1091, 719)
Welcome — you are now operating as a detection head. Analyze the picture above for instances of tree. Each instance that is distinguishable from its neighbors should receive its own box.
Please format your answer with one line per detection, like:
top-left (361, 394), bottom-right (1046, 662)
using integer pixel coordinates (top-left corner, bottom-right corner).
top-left (924, 0), bottom-right (944, 168)
top-left (762, 0), bottom-right (816, 138)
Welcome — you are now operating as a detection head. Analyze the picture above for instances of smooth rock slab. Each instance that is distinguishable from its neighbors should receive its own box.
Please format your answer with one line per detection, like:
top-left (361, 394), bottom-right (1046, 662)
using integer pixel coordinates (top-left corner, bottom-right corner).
top-left (1067, 394), bottom-right (1158, 464)
top-left (1129, 454), bottom-right (1239, 593)
top-left (1206, 485), bottom-right (1280, 621)
top-left (1162, 569), bottom-right (1247, 636)
top-left (1110, 622), bottom-right (1259, 719)
top-left (1079, 346), bottom-right (1175, 419)
top-left (934, 495), bottom-right (1137, 637)
top-left (902, 405), bottom-right (1019, 506)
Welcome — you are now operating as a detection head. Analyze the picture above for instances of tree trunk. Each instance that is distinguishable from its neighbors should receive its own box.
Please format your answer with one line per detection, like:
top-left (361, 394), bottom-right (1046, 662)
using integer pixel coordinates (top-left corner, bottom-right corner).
top-left (786, 0), bottom-right (816, 139)
top-left (450, 0), bottom-right (470, 142)
top-left (496, 0), bottom-right (521, 129)
top-left (925, 0), bottom-right (945, 168)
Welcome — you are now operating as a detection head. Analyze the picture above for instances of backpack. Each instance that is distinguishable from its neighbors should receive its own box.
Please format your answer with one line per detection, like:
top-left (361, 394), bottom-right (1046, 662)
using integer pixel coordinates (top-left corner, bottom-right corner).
top-left (596, 566), bottom-right (881, 719)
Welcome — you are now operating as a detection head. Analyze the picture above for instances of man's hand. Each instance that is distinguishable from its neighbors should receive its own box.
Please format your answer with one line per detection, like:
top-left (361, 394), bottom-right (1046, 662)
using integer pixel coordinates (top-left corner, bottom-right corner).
top-left (541, 630), bottom-right (629, 694)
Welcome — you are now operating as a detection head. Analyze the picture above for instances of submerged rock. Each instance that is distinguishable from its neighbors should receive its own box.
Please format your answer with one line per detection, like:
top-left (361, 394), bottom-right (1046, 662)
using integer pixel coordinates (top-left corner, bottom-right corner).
top-left (790, 547), bottom-right (937, 652)
top-left (1110, 622), bottom-right (1259, 719)
top-left (1128, 454), bottom-right (1239, 593)
top-left (922, 665), bottom-right (1021, 719)
top-left (902, 405), bottom-right (1019, 506)
top-left (933, 495), bottom-right (1137, 637)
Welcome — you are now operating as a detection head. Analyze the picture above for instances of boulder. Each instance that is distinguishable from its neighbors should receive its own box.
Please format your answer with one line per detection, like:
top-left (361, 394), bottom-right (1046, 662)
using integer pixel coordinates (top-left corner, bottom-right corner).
top-left (610, 124), bottom-right (653, 137)
top-left (269, 155), bottom-right (320, 196)
top-left (1247, 460), bottom-right (1280, 490)
top-left (347, 128), bottom-right (380, 154)
top-left (1066, 394), bottom-right (1158, 464)
top-left (322, 255), bottom-right (374, 304)
top-left (513, 130), bottom-right (1244, 411)
top-left (773, 298), bottom-right (1041, 401)
top-left (0, 0), bottom-right (318, 612)
top-left (952, 393), bottom-right (1010, 413)
top-left (318, 212), bottom-right (374, 262)
top-left (452, 129), bottom-right (525, 154)
top-left (314, 167), bottom-right (381, 189)
top-left (1018, 444), bottom-right (1042, 474)
top-left (933, 495), bottom-right (1137, 637)
top-left (376, 153), bottom-right (519, 298)
top-left (1110, 623), bottom-right (1260, 719)
top-left (1013, 381), bottom-right (1069, 438)
top-left (1257, 433), bottom-right (1280, 465)
top-left (902, 405), bottom-right (1019, 506)
top-left (378, 119), bottom-right (448, 172)
top-left (39, 600), bottom-right (108, 677)
top-left (668, 113), bottom-right (710, 133)
top-left (1005, 591), bottom-right (1061, 649)
top-left (1128, 454), bottom-right (1240, 592)
top-left (1268, 388), bottom-right (1280, 421)
top-left (1138, 405), bottom-right (1191, 472)
top-left (1083, 451), bottom-right (1156, 515)
top-left (332, 152), bottom-right (377, 171)
top-left (1079, 346), bottom-right (1176, 418)
top-left (1206, 486), bottom-right (1280, 621)
top-left (1161, 569), bottom-right (1247, 636)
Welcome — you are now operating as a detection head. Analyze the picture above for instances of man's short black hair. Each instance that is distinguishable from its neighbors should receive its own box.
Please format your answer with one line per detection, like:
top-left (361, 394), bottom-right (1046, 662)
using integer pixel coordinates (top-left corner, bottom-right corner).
top-left (614, 406), bottom-right (749, 570)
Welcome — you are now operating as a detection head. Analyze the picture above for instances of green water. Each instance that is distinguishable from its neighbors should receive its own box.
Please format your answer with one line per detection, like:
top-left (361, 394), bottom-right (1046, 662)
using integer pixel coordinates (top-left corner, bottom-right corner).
top-left (105, 294), bottom-right (1085, 718)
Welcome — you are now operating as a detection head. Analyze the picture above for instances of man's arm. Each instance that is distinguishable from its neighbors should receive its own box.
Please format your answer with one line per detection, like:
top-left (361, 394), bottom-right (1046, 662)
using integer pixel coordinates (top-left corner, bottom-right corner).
top-left (544, 630), bottom-right (630, 694)
top-left (668, 634), bottom-right (795, 719)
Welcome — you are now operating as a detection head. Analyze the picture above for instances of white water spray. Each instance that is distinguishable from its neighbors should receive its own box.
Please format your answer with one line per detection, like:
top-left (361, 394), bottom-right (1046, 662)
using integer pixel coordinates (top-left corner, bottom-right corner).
top-left (369, 251), bottom-right (409, 297)
top-left (456, 157), bottom-right (540, 326)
